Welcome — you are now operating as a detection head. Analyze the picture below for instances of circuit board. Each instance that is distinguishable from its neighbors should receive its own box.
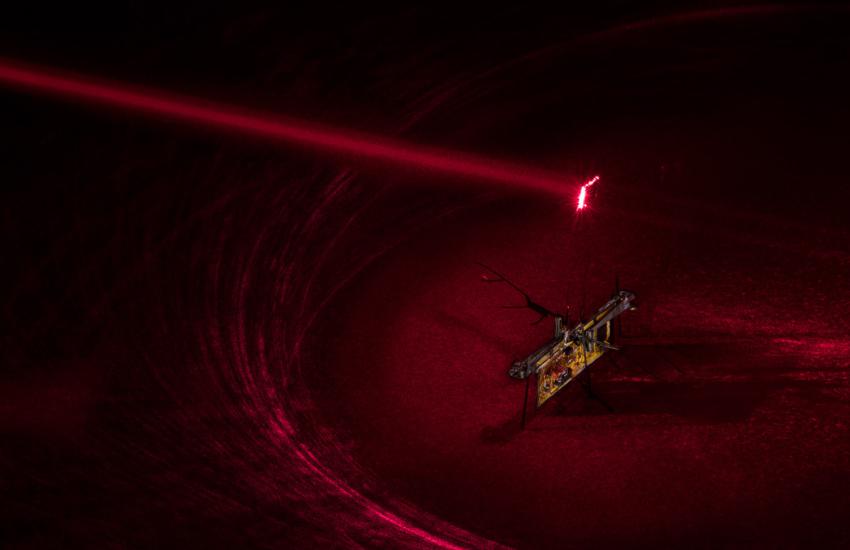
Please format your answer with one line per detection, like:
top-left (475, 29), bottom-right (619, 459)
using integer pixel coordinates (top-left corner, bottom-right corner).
top-left (536, 337), bottom-right (606, 406)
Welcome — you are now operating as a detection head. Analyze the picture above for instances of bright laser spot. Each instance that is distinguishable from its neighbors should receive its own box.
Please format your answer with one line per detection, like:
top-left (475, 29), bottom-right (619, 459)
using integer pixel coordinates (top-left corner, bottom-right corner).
top-left (576, 175), bottom-right (600, 210)
top-left (0, 58), bottom-right (573, 196)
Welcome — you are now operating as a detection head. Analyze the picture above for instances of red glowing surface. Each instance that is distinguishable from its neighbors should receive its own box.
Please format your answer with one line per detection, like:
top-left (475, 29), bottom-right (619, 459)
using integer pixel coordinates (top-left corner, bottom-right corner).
top-left (577, 174), bottom-right (600, 210)
top-left (0, 59), bottom-right (572, 196)
top-left (4, 6), bottom-right (850, 546)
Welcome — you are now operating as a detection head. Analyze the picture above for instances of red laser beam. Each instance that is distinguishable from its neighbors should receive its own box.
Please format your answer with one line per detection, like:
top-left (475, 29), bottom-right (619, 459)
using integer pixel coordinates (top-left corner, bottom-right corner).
top-left (0, 58), bottom-right (572, 195)
top-left (576, 174), bottom-right (599, 210)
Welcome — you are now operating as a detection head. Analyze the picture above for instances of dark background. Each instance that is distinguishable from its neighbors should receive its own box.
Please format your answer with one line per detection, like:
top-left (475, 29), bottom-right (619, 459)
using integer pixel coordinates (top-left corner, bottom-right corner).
top-left (2, 3), bottom-right (849, 548)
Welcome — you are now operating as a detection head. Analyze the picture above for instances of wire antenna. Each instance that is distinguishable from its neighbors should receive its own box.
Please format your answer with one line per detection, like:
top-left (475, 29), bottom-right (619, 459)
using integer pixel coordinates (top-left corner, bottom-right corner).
top-left (477, 262), bottom-right (563, 324)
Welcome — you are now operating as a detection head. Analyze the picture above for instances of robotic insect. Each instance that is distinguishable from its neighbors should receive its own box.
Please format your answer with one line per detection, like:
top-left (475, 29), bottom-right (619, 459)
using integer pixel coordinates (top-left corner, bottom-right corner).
top-left (479, 263), bottom-right (636, 418)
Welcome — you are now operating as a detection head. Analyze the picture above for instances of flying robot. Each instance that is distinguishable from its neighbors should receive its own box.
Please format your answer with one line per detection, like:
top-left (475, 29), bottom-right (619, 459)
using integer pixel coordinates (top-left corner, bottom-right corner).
top-left (479, 263), bottom-right (637, 426)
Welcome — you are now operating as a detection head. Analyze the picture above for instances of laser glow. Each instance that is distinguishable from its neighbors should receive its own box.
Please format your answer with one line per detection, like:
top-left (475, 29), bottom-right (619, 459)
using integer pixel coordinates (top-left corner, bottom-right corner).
top-left (0, 58), bottom-right (574, 196)
top-left (576, 175), bottom-right (600, 210)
